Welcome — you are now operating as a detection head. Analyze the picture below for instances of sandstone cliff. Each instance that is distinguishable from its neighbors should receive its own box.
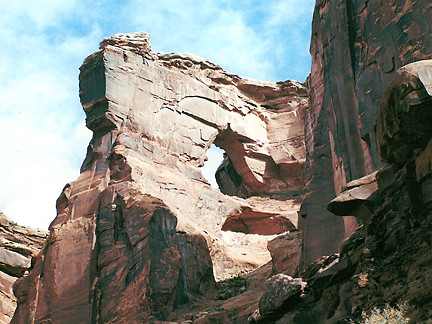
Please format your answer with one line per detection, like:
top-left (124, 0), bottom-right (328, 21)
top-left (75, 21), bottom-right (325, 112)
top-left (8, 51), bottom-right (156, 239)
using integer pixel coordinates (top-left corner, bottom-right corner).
top-left (0, 212), bottom-right (47, 323)
top-left (301, 0), bottom-right (432, 266)
top-left (11, 33), bottom-right (308, 323)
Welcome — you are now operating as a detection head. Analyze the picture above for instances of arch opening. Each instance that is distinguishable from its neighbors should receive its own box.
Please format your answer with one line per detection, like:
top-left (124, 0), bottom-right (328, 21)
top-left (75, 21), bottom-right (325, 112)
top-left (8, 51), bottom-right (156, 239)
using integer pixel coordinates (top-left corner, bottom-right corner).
top-left (200, 144), bottom-right (224, 189)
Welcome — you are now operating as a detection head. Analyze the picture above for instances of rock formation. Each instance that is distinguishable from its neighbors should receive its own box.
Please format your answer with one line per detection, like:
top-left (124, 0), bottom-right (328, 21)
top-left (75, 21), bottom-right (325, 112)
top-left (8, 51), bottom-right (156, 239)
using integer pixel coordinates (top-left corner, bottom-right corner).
top-left (6, 1), bottom-right (432, 322)
top-left (11, 33), bottom-right (308, 323)
top-left (327, 170), bottom-right (380, 224)
top-left (301, 0), bottom-right (432, 266)
top-left (0, 212), bottom-right (47, 323)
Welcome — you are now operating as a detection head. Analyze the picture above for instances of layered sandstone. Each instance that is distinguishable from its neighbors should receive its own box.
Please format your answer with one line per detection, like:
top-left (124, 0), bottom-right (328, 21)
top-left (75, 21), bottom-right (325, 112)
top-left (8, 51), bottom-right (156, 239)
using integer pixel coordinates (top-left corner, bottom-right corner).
top-left (11, 33), bottom-right (308, 323)
top-left (0, 212), bottom-right (47, 323)
top-left (301, 0), bottom-right (432, 266)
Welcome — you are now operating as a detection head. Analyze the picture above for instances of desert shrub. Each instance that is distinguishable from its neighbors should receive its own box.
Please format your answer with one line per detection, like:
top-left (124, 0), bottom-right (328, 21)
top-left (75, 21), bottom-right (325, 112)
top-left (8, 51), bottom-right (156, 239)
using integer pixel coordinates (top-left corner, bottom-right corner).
top-left (351, 303), bottom-right (409, 324)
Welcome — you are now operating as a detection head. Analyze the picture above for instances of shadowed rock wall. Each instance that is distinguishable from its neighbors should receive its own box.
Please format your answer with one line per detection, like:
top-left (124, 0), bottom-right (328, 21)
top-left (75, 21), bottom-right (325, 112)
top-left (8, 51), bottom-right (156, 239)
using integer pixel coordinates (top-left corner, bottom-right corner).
top-left (267, 60), bottom-right (432, 324)
top-left (301, 0), bottom-right (432, 266)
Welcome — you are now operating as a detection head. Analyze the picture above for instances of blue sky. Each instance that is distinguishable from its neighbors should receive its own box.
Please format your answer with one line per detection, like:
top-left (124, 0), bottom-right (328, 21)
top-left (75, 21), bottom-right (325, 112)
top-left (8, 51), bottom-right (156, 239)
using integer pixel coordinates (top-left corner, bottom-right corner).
top-left (0, 0), bottom-right (315, 230)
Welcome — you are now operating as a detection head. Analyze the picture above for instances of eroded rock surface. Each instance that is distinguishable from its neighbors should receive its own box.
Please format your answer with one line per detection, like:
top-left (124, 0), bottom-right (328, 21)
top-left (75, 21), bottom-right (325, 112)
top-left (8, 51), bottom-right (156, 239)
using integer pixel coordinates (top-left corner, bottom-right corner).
top-left (376, 60), bottom-right (432, 165)
top-left (267, 230), bottom-right (302, 277)
top-left (265, 61), bottom-right (432, 324)
top-left (11, 33), bottom-right (308, 323)
top-left (301, 0), bottom-right (432, 267)
top-left (0, 212), bottom-right (47, 324)
top-left (254, 274), bottom-right (305, 323)
top-left (327, 170), bottom-right (380, 224)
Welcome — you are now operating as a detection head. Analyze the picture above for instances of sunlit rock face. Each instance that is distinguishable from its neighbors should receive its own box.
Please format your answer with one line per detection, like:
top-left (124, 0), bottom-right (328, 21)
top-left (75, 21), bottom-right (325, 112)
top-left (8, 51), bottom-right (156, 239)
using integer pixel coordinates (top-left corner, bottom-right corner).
top-left (0, 212), bottom-right (47, 323)
top-left (11, 32), bottom-right (308, 323)
top-left (301, 0), bottom-right (432, 267)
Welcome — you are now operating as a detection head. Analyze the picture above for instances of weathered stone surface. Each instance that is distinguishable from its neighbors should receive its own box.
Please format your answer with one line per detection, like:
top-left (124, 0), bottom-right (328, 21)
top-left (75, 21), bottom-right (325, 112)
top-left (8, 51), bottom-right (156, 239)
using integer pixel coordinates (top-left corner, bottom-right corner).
top-left (176, 262), bottom-right (273, 324)
top-left (376, 60), bottom-right (432, 165)
top-left (6, 0), bottom-right (432, 322)
top-left (222, 196), bottom-right (301, 235)
top-left (213, 78), bottom-right (308, 198)
top-left (301, 0), bottom-right (432, 268)
top-left (0, 271), bottom-right (16, 324)
top-left (215, 79), bottom-right (308, 198)
top-left (258, 155), bottom-right (432, 323)
top-left (245, 2), bottom-right (432, 323)
top-left (0, 249), bottom-right (30, 278)
top-left (0, 212), bottom-right (47, 324)
top-left (257, 274), bottom-right (305, 321)
top-left (267, 230), bottom-right (302, 276)
top-left (11, 33), bottom-right (308, 323)
top-left (304, 231), bottom-right (364, 297)
top-left (265, 65), bottom-right (432, 324)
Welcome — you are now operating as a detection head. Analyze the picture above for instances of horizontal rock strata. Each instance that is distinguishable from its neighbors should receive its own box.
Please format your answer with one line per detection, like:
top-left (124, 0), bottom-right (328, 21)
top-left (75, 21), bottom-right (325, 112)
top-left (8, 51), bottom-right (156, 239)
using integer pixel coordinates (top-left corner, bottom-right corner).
top-left (0, 213), bottom-right (47, 323)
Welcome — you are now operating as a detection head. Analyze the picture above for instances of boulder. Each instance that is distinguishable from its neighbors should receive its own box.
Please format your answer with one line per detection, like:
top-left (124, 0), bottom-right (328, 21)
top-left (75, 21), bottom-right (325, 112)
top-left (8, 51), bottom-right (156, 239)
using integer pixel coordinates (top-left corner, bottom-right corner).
top-left (258, 274), bottom-right (305, 320)
top-left (267, 230), bottom-right (302, 276)
top-left (327, 170), bottom-right (380, 224)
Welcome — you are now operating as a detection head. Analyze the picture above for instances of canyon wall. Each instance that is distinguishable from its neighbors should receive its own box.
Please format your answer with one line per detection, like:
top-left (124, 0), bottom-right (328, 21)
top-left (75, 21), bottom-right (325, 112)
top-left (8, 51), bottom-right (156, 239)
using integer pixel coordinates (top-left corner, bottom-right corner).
top-left (301, 0), bottom-right (432, 266)
top-left (11, 33), bottom-right (308, 323)
top-left (257, 59), bottom-right (432, 324)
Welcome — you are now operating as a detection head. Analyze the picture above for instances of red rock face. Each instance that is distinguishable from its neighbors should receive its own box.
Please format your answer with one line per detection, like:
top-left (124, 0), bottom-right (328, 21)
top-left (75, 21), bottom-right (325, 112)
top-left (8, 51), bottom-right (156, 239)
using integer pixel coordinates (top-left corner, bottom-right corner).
top-left (301, 0), bottom-right (432, 266)
top-left (215, 79), bottom-right (308, 198)
top-left (11, 33), bottom-right (308, 323)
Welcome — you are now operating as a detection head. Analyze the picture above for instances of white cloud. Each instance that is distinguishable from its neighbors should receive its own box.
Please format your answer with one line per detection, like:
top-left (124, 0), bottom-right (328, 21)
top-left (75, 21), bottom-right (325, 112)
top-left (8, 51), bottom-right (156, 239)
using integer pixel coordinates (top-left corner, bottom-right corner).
top-left (1, 0), bottom-right (78, 31)
top-left (0, 115), bottom-right (90, 229)
top-left (127, 0), bottom-right (314, 82)
top-left (0, 66), bottom-right (92, 229)
top-left (265, 0), bottom-right (313, 28)
top-left (203, 15), bottom-right (275, 80)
